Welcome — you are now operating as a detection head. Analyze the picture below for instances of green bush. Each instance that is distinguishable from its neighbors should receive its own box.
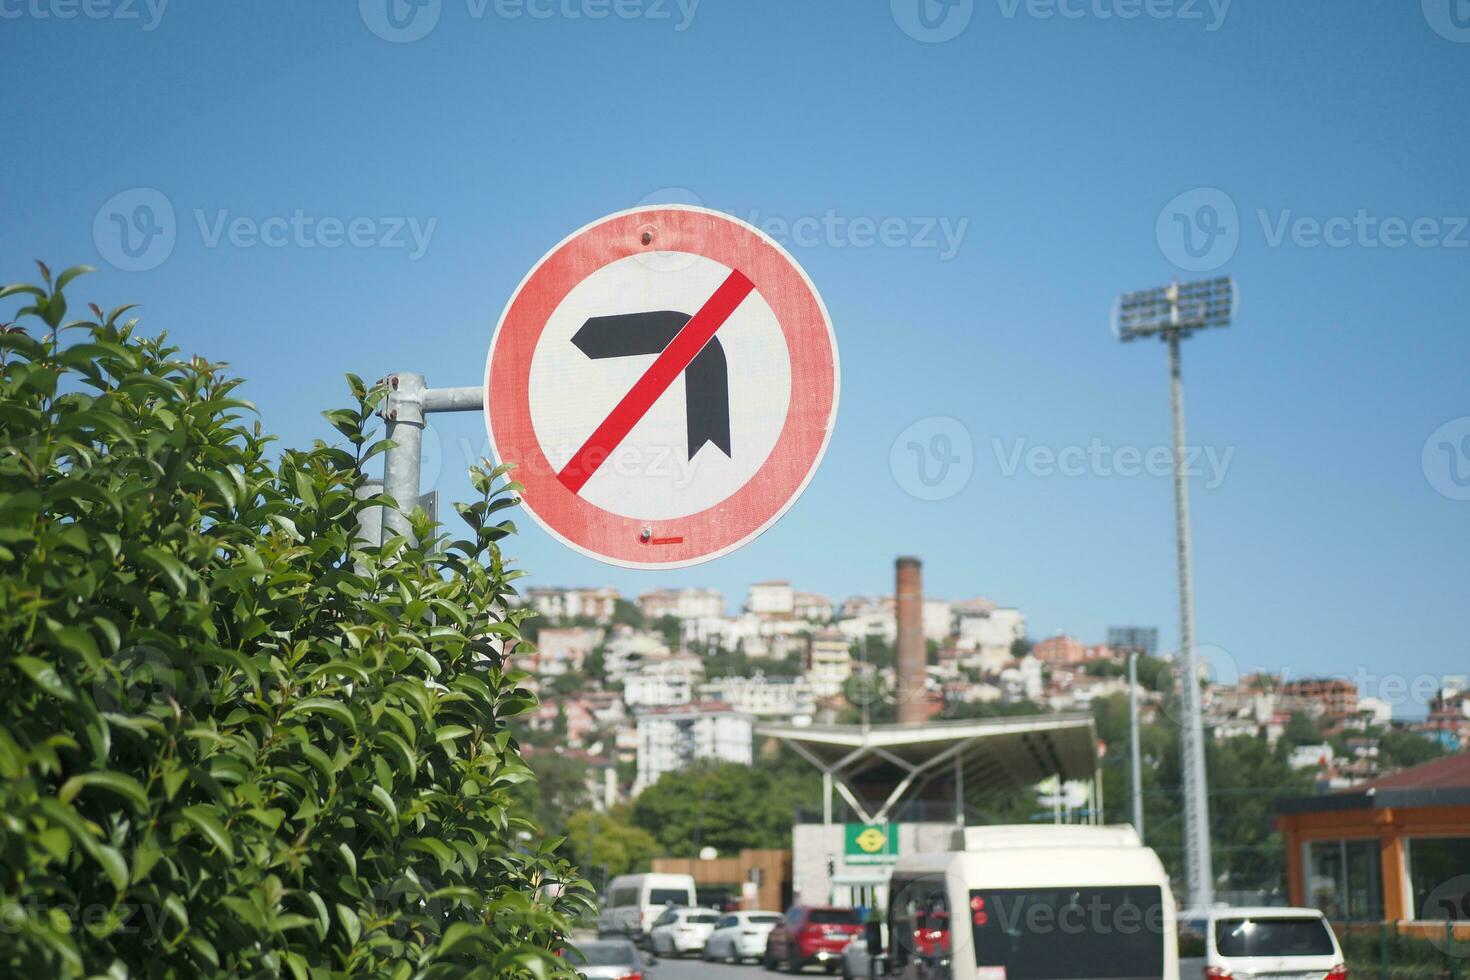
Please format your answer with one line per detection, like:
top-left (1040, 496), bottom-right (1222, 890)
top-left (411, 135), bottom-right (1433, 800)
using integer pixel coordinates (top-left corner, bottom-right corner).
top-left (0, 265), bottom-right (591, 977)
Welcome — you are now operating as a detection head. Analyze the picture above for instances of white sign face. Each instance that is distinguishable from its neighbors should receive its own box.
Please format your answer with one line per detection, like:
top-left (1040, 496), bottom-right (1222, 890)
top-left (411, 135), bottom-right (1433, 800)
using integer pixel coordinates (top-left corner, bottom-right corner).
top-left (526, 252), bottom-right (792, 521)
top-left (485, 205), bottom-right (838, 569)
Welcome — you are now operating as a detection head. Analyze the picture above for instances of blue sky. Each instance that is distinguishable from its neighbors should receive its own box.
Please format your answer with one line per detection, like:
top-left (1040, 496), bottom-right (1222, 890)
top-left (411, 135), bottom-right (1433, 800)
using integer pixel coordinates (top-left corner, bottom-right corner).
top-left (5, 0), bottom-right (1467, 714)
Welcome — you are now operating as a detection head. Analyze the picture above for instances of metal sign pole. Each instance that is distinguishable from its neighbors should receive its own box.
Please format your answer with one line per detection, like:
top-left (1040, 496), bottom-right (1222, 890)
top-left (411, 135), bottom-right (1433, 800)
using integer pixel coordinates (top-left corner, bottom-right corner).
top-left (378, 372), bottom-right (482, 546)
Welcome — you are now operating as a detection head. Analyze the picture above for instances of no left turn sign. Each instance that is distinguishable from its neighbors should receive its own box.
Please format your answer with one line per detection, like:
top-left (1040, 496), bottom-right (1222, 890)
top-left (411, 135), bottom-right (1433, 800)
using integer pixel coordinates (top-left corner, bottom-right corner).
top-left (484, 205), bottom-right (839, 568)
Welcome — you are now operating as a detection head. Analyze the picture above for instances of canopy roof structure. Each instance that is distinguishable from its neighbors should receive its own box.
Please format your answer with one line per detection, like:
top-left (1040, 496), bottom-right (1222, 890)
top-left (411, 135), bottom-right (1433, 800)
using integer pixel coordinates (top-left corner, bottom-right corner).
top-left (757, 712), bottom-right (1101, 826)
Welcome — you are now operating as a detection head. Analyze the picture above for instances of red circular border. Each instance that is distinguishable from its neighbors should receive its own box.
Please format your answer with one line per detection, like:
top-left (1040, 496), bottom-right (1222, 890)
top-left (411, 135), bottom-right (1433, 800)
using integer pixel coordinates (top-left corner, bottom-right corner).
top-left (485, 207), bottom-right (838, 568)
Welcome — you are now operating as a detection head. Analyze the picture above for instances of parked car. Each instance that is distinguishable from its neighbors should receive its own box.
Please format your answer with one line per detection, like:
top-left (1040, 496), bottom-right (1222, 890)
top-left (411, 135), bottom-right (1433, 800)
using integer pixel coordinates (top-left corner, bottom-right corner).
top-left (764, 905), bottom-right (865, 973)
top-left (564, 939), bottom-right (657, 980)
top-left (647, 905), bottom-right (722, 957)
top-left (702, 910), bottom-right (785, 964)
top-left (839, 932), bottom-right (874, 980)
top-left (1179, 907), bottom-right (1345, 980)
top-left (597, 873), bottom-right (697, 942)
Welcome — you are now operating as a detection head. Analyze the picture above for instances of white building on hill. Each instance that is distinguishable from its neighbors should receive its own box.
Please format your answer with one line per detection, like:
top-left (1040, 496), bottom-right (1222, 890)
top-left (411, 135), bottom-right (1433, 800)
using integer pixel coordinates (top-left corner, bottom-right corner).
top-left (635, 703), bottom-right (753, 791)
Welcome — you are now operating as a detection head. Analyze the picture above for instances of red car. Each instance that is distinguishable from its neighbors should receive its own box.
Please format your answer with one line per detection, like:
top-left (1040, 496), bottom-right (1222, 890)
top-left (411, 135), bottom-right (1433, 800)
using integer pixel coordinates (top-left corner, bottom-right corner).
top-left (763, 905), bottom-right (865, 974)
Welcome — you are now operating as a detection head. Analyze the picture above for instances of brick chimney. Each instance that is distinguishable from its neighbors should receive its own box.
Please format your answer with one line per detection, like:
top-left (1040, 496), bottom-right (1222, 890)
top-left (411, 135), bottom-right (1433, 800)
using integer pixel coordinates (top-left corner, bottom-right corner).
top-left (895, 556), bottom-right (926, 724)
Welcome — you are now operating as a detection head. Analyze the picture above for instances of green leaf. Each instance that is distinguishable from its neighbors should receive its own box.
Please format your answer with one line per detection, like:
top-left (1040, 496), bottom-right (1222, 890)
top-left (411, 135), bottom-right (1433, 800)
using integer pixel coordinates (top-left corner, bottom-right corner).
top-left (59, 771), bottom-right (150, 812)
top-left (14, 655), bottom-right (75, 702)
top-left (336, 903), bottom-right (362, 946)
top-left (180, 804), bottom-right (235, 859)
top-left (369, 783), bottom-right (399, 825)
top-left (284, 697), bottom-right (357, 731)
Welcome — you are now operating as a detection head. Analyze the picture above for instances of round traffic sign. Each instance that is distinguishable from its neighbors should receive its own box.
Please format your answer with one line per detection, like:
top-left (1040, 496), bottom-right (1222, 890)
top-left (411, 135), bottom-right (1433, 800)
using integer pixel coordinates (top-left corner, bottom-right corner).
top-left (484, 205), bottom-right (839, 568)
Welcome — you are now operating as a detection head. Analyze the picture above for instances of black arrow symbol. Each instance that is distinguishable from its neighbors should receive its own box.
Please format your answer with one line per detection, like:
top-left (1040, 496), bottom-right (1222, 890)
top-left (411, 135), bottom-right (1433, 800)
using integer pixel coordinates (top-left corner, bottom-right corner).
top-left (571, 310), bottom-right (732, 461)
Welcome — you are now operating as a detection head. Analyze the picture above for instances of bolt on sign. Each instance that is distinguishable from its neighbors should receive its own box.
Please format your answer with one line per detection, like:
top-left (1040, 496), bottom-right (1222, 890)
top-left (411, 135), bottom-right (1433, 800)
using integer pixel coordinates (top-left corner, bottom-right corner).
top-left (484, 205), bottom-right (840, 568)
top-left (844, 823), bottom-right (899, 865)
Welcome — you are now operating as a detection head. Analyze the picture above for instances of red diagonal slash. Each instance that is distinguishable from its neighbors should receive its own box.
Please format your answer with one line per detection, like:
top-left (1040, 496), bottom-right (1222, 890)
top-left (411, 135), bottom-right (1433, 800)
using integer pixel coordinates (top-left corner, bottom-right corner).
top-left (558, 269), bottom-right (755, 495)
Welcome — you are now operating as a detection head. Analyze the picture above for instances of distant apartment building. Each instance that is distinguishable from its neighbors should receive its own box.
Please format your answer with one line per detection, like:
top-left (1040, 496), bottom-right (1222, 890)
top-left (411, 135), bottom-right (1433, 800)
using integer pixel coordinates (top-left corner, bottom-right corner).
top-left (524, 586), bottom-right (620, 623)
top-left (701, 612), bottom-right (810, 658)
top-left (699, 673), bottom-right (816, 720)
top-left (953, 600), bottom-right (1025, 672)
top-left (534, 626), bottom-right (603, 677)
top-left (836, 609), bottom-right (896, 646)
top-left (1280, 677), bottom-right (1359, 721)
top-left (529, 698), bottom-right (596, 745)
top-left (603, 625), bottom-right (670, 682)
top-left (1106, 626), bottom-right (1159, 656)
top-left (622, 657), bottom-right (700, 709)
top-left (635, 703), bottom-right (753, 791)
top-left (1032, 634), bottom-right (1116, 667)
top-left (1000, 656), bottom-right (1045, 703)
top-left (1289, 743), bottom-right (1335, 771)
top-left (638, 587), bottom-right (724, 622)
top-left (746, 581), bottom-right (795, 618)
top-left (793, 591), bottom-right (835, 623)
top-left (805, 629), bottom-right (853, 697)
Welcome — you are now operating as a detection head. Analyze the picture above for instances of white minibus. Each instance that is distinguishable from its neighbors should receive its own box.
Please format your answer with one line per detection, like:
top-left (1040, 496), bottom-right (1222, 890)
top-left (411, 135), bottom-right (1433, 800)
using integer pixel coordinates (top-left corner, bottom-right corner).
top-left (597, 872), bottom-right (698, 942)
top-left (867, 825), bottom-right (1179, 980)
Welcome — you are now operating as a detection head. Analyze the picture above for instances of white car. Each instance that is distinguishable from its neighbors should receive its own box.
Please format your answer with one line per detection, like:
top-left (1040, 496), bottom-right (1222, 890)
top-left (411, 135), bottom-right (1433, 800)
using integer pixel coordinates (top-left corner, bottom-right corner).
top-left (701, 910), bottom-right (784, 964)
top-left (647, 906), bottom-right (722, 957)
top-left (1180, 906), bottom-right (1345, 980)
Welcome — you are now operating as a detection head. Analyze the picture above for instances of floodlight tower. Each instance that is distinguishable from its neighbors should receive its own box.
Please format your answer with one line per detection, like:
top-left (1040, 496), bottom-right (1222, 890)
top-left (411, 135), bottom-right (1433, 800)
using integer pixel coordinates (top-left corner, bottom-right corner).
top-left (1115, 276), bottom-right (1233, 911)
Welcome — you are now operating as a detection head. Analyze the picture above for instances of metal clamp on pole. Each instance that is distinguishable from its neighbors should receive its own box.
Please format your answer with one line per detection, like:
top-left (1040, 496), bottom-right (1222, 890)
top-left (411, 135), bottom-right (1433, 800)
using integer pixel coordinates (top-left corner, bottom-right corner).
top-left (375, 373), bottom-right (484, 547)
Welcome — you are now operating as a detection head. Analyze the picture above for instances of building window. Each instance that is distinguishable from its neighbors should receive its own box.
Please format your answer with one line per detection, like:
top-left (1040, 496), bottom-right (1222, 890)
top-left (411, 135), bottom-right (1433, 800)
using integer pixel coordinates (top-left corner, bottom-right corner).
top-left (1408, 837), bottom-right (1470, 921)
top-left (1306, 839), bottom-right (1383, 922)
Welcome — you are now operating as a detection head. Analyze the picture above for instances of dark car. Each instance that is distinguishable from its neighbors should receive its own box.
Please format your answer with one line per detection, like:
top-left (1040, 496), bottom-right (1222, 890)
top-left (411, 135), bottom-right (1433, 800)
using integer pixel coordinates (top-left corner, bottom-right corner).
top-left (564, 939), bottom-right (657, 980)
top-left (763, 905), bottom-right (865, 974)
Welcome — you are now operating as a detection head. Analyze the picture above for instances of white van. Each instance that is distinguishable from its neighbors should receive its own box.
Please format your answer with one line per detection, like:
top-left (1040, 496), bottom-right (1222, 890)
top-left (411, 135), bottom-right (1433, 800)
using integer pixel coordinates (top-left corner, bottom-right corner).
top-left (597, 872), bottom-right (697, 941)
top-left (869, 824), bottom-right (1179, 980)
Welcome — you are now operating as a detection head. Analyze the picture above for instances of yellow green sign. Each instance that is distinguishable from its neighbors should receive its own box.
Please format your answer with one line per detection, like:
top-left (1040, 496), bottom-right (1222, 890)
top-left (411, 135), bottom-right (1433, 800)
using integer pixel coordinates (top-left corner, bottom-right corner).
top-left (844, 822), bottom-right (898, 864)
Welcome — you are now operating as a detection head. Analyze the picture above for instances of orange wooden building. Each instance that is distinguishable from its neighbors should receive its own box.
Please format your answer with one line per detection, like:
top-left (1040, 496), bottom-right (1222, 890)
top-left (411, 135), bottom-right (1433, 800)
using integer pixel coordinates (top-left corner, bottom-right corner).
top-left (1276, 753), bottom-right (1470, 934)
